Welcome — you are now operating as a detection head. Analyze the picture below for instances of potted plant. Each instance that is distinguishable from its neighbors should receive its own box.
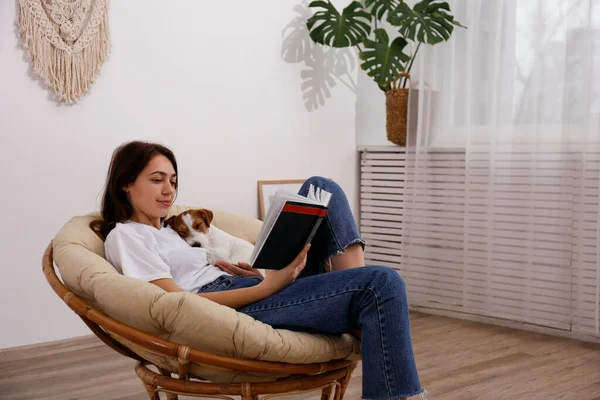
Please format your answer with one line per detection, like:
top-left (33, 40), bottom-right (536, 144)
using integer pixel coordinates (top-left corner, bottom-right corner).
top-left (305, 0), bottom-right (465, 146)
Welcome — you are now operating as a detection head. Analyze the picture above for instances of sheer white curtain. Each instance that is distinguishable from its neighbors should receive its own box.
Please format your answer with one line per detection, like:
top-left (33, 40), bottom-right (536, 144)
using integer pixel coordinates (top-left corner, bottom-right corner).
top-left (402, 0), bottom-right (600, 335)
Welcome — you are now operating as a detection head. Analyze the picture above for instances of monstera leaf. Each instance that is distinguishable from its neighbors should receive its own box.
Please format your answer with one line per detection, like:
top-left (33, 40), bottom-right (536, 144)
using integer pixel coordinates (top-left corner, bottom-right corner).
top-left (307, 1), bottom-right (372, 48)
top-left (364, 0), bottom-right (400, 20)
top-left (359, 28), bottom-right (410, 90)
top-left (388, 0), bottom-right (465, 45)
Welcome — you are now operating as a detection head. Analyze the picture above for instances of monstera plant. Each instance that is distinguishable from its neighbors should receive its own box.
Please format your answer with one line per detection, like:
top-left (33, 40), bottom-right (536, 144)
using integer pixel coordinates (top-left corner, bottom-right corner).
top-left (306, 0), bottom-right (465, 145)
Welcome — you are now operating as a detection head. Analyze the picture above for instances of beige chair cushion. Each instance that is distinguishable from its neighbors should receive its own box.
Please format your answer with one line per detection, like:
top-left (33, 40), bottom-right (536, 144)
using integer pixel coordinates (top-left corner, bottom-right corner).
top-left (52, 206), bottom-right (359, 382)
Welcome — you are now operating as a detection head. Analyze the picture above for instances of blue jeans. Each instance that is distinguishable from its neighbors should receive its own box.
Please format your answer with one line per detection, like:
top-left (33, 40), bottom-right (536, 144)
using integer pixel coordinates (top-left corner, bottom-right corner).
top-left (297, 177), bottom-right (366, 278)
top-left (198, 177), bottom-right (423, 399)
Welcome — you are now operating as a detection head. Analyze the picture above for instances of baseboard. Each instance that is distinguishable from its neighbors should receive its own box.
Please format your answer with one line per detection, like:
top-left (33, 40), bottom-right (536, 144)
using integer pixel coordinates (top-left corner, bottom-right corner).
top-left (0, 334), bottom-right (99, 362)
top-left (411, 305), bottom-right (600, 344)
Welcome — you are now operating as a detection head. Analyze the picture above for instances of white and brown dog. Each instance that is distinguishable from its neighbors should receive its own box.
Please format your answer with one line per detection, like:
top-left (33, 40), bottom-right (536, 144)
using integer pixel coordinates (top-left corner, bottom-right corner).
top-left (163, 209), bottom-right (254, 266)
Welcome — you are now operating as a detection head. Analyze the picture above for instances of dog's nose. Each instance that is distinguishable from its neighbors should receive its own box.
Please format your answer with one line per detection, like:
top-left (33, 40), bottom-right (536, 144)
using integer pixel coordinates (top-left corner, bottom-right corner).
top-left (191, 242), bottom-right (203, 248)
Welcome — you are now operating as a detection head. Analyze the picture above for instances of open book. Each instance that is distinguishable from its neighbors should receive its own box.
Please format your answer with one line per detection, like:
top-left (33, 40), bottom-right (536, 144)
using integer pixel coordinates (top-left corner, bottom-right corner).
top-left (250, 184), bottom-right (332, 270)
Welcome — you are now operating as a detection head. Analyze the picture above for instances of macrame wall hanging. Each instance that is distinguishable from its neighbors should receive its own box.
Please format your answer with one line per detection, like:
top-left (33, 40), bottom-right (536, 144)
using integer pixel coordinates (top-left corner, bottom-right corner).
top-left (17, 0), bottom-right (111, 104)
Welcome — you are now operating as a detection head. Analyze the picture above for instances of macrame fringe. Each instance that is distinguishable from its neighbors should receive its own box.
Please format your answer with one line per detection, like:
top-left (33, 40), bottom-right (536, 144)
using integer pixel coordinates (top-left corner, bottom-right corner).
top-left (17, 1), bottom-right (110, 104)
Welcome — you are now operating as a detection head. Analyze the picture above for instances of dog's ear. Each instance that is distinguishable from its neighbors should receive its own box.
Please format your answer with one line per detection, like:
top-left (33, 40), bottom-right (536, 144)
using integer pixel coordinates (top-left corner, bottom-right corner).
top-left (163, 215), bottom-right (176, 228)
top-left (200, 209), bottom-right (213, 226)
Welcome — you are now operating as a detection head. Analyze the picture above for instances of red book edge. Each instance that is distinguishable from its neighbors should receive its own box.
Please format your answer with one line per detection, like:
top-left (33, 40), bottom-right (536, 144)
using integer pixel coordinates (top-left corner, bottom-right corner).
top-left (282, 204), bottom-right (328, 217)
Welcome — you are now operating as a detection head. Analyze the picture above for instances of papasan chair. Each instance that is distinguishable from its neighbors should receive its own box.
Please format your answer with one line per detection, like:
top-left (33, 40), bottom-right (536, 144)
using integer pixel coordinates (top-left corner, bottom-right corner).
top-left (43, 205), bottom-right (361, 400)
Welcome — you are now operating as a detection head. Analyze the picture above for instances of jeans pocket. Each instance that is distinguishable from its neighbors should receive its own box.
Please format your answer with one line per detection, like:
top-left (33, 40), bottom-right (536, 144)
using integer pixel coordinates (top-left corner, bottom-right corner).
top-left (197, 276), bottom-right (232, 293)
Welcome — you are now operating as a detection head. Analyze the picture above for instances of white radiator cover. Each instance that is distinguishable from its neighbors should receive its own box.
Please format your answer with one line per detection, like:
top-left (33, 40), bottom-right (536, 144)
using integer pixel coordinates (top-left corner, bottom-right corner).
top-left (360, 146), bottom-right (600, 338)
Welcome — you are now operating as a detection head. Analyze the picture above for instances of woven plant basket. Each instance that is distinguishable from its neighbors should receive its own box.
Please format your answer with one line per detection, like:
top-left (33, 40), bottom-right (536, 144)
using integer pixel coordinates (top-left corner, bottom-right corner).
top-left (385, 72), bottom-right (411, 146)
top-left (385, 88), bottom-right (409, 146)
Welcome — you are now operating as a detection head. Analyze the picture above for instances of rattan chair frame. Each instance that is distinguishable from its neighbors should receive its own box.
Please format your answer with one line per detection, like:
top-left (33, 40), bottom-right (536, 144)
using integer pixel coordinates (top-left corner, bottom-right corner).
top-left (43, 241), bottom-right (358, 400)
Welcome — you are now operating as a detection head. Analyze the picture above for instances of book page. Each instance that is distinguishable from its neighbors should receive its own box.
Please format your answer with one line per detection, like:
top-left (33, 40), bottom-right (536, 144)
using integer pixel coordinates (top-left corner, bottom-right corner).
top-left (306, 184), bottom-right (332, 207)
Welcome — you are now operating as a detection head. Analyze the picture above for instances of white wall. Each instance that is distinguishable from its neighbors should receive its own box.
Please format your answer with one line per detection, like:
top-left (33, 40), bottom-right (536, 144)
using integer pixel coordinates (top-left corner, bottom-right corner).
top-left (355, 68), bottom-right (391, 147)
top-left (0, 1), bottom-right (360, 349)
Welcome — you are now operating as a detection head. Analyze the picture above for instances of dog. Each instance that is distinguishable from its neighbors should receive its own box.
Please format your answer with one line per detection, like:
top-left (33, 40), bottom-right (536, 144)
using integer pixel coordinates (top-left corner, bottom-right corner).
top-left (163, 208), bottom-right (254, 266)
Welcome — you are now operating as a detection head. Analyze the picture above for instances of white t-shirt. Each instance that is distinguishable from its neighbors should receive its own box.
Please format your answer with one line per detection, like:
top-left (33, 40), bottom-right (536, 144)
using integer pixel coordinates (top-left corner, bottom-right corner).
top-left (105, 221), bottom-right (229, 293)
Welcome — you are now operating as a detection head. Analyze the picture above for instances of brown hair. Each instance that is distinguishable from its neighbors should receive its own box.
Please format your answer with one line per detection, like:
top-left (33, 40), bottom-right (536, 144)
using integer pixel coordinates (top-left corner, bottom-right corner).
top-left (90, 141), bottom-right (178, 240)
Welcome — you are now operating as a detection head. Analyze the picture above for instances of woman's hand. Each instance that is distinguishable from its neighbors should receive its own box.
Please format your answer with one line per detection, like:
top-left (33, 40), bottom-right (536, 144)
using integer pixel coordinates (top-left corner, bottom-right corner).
top-left (215, 260), bottom-right (264, 279)
top-left (258, 244), bottom-right (310, 296)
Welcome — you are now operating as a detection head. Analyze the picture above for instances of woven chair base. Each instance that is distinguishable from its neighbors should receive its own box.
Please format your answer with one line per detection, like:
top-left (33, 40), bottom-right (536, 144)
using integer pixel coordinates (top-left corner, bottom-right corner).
top-left (135, 361), bottom-right (358, 400)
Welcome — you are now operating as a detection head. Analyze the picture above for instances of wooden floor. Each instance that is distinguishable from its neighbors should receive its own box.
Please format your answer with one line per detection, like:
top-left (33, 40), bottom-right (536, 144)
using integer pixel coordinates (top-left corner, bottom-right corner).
top-left (2, 312), bottom-right (600, 400)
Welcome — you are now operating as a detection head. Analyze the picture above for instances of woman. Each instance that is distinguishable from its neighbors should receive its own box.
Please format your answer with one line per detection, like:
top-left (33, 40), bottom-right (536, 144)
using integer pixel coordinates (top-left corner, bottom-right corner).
top-left (91, 141), bottom-right (426, 400)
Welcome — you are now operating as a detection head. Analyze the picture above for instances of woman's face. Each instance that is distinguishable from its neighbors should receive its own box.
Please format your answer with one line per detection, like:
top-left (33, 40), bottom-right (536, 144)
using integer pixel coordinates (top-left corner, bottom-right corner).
top-left (123, 154), bottom-right (177, 228)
